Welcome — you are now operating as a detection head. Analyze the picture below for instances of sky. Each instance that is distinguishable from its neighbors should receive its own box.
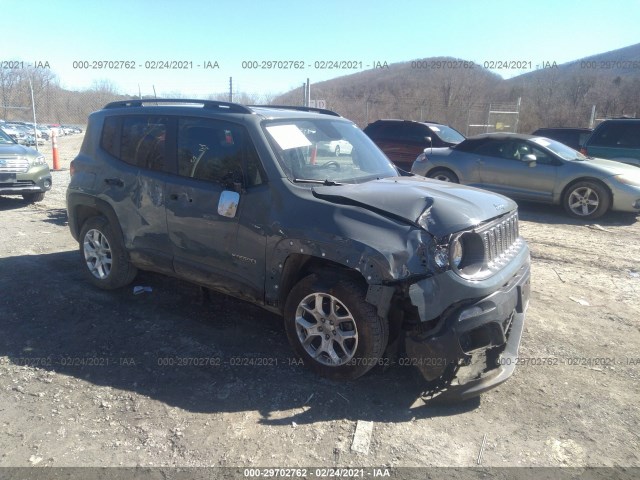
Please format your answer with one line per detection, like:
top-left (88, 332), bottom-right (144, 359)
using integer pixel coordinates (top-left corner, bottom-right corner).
top-left (4, 0), bottom-right (640, 98)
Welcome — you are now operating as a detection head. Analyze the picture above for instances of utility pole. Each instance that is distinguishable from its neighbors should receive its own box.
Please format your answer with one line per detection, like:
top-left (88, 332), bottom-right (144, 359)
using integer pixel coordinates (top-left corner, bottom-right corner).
top-left (302, 83), bottom-right (306, 106)
top-left (306, 78), bottom-right (311, 107)
top-left (28, 76), bottom-right (38, 152)
top-left (229, 77), bottom-right (233, 102)
top-left (514, 97), bottom-right (521, 133)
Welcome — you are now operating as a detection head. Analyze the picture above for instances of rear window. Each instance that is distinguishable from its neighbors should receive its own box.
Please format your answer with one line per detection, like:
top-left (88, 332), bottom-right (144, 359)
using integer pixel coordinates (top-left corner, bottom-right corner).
top-left (100, 115), bottom-right (169, 171)
top-left (589, 121), bottom-right (640, 148)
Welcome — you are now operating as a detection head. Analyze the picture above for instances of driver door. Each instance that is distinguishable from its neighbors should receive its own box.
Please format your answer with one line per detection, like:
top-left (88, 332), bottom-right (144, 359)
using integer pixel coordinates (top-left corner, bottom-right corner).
top-left (165, 117), bottom-right (267, 303)
top-left (476, 139), bottom-right (558, 202)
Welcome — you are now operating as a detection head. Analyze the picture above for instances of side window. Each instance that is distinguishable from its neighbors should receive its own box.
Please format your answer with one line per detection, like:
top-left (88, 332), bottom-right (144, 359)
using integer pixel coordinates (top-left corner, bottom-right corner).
top-left (244, 138), bottom-right (265, 187)
top-left (406, 124), bottom-right (428, 142)
top-left (529, 145), bottom-right (554, 165)
top-left (177, 118), bottom-right (264, 187)
top-left (121, 116), bottom-right (168, 171)
top-left (511, 141), bottom-right (533, 160)
top-left (100, 116), bottom-right (120, 158)
top-left (590, 123), bottom-right (617, 147)
top-left (615, 123), bottom-right (640, 148)
top-left (473, 140), bottom-right (507, 158)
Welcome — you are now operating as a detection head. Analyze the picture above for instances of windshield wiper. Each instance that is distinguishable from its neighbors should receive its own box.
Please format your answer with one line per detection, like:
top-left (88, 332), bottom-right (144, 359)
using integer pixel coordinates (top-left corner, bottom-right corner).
top-left (293, 178), bottom-right (342, 186)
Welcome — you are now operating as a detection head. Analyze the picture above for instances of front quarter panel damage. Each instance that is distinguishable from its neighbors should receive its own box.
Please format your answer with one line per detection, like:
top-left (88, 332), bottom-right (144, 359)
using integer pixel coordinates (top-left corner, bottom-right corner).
top-left (264, 211), bottom-right (439, 314)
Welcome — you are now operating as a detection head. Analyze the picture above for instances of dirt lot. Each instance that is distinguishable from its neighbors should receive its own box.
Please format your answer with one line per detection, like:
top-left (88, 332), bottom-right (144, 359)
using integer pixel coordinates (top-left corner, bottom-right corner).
top-left (0, 134), bottom-right (639, 472)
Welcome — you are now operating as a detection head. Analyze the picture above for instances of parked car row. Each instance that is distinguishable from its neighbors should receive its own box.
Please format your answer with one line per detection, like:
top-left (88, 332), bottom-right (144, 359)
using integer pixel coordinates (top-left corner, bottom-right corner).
top-left (361, 117), bottom-right (640, 220)
top-left (0, 121), bottom-right (83, 146)
top-left (530, 127), bottom-right (593, 151)
top-left (531, 119), bottom-right (640, 169)
top-left (0, 122), bottom-right (41, 146)
top-left (0, 127), bottom-right (51, 202)
top-left (410, 133), bottom-right (640, 220)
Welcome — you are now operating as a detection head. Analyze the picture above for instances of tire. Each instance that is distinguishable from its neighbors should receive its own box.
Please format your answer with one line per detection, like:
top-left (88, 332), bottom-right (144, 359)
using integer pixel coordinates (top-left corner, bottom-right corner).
top-left (563, 181), bottom-right (610, 219)
top-left (334, 145), bottom-right (341, 157)
top-left (22, 192), bottom-right (45, 203)
top-left (283, 274), bottom-right (389, 381)
top-left (79, 216), bottom-right (137, 290)
top-left (427, 168), bottom-right (459, 183)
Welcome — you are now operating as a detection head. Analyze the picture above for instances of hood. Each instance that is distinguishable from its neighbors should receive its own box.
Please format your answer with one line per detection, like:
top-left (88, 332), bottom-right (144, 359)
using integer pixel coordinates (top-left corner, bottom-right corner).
top-left (312, 176), bottom-right (517, 237)
top-left (579, 157), bottom-right (640, 178)
top-left (0, 143), bottom-right (37, 157)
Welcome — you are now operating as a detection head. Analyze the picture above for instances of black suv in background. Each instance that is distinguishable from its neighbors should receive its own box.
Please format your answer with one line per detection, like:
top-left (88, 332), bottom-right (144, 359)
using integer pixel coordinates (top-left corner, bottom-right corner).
top-left (531, 127), bottom-right (593, 151)
top-left (66, 100), bottom-right (530, 400)
top-left (364, 119), bottom-right (465, 171)
top-left (581, 118), bottom-right (640, 167)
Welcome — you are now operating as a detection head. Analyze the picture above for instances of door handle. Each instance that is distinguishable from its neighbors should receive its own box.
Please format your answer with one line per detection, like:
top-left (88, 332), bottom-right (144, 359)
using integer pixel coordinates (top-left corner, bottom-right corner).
top-left (104, 177), bottom-right (124, 187)
top-left (169, 192), bottom-right (193, 202)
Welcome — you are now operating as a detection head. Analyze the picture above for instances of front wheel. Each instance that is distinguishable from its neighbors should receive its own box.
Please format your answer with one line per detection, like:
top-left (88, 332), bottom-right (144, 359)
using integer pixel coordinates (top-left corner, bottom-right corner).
top-left (79, 216), bottom-right (138, 289)
top-left (22, 192), bottom-right (45, 202)
top-left (563, 181), bottom-right (610, 219)
top-left (427, 168), bottom-right (459, 183)
top-left (284, 274), bottom-right (388, 380)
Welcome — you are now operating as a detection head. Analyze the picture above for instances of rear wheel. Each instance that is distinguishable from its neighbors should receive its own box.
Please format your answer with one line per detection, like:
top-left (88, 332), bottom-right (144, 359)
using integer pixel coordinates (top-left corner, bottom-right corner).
top-left (563, 181), bottom-right (610, 219)
top-left (22, 192), bottom-right (45, 203)
top-left (79, 216), bottom-right (137, 289)
top-left (427, 168), bottom-right (459, 183)
top-left (284, 274), bottom-right (388, 380)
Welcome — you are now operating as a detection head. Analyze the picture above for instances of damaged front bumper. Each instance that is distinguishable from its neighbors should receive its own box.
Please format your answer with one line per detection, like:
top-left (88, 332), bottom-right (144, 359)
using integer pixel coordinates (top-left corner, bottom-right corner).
top-left (405, 257), bottom-right (531, 401)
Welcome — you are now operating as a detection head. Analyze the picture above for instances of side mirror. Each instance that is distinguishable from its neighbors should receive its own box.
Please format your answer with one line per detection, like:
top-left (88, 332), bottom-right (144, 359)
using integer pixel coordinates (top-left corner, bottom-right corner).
top-left (522, 154), bottom-right (537, 167)
top-left (424, 136), bottom-right (432, 145)
top-left (218, 190), bottom-right (240, 218)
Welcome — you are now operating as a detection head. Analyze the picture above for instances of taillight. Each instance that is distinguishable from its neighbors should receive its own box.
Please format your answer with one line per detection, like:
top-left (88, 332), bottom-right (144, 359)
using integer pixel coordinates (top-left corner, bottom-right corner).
top-left (69, 160), bottom-right (75, 177)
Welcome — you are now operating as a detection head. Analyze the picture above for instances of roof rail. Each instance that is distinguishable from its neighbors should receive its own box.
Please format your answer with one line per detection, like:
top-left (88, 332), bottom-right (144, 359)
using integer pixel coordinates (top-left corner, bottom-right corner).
top-left (378, 118), bottom-right (443, 124)
top-left (103, 98), bottom-right (253, 114)
top-left (250, 105), bottom-right (341, 117)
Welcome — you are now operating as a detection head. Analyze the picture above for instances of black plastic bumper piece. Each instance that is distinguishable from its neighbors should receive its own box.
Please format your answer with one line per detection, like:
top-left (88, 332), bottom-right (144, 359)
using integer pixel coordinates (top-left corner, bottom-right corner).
top-left (405, 261), bottom-right (531, 401)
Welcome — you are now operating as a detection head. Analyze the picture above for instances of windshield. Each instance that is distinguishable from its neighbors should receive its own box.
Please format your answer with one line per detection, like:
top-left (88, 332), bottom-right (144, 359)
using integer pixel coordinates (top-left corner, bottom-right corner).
top-left (531, 136), bottom-right (588, 161)
top-left (263, 118), bottom-right (398, 183)
top-left (0, 129), bottom-right (16, 144)
top-left (428, 124), bottom-right (465, 144)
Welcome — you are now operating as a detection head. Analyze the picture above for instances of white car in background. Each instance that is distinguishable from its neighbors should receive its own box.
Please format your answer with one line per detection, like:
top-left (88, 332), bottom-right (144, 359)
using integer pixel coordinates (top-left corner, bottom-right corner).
top-left (0, 124), bottom-right (25, 143)
top-left (316, 139), bottom-right (353, 156)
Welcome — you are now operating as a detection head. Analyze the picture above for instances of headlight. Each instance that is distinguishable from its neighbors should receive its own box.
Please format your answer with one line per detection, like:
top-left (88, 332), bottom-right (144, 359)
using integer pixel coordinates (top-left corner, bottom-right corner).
top-left (450, 236), bottom-right (463, 268)
top-left (450, 232), bottom-right (485, 277)
top-left (31, 155), bottom-right (46, 166)
top-left (434, 231), bottom-right (487, 275)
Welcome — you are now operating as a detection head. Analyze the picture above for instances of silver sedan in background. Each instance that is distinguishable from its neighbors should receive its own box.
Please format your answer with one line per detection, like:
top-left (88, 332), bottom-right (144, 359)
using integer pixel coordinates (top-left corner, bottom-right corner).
top-left (411, 133), bottom-right (640, 219)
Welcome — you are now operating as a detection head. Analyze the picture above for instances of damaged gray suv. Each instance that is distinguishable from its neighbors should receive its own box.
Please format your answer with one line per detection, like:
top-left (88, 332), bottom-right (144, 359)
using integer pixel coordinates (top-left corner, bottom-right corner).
top-left (66, 100), bottom-right (531, 400)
